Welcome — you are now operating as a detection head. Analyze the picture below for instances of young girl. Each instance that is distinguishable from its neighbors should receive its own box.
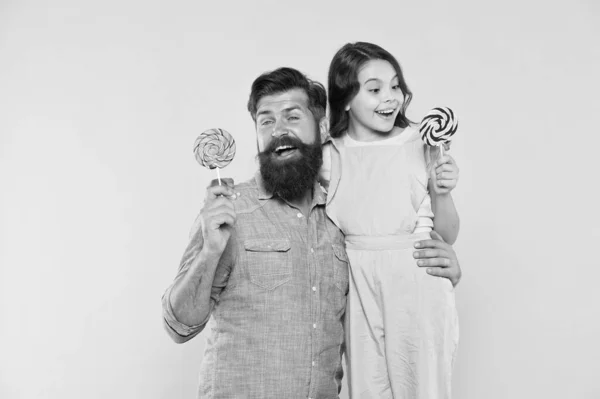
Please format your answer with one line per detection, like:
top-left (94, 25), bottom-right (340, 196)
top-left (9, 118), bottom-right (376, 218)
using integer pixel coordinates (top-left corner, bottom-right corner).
top-left (321, 42), bottom-right (460, 398)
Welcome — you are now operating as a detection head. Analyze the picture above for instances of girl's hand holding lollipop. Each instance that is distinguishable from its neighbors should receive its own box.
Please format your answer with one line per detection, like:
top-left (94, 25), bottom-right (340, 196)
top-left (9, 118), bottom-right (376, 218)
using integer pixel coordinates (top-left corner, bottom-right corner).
top-left (419, 107), bottom-right (459, 195)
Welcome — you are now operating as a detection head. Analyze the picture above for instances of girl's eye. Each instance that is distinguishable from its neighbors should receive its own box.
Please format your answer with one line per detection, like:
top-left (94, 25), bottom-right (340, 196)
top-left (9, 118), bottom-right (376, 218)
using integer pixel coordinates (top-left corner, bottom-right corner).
top-left (289, 116), bottom-right (299, 121)
top-left (392, 84), bottom-right (401, 90)
top-left (369, 88), bottom-right (380, 93)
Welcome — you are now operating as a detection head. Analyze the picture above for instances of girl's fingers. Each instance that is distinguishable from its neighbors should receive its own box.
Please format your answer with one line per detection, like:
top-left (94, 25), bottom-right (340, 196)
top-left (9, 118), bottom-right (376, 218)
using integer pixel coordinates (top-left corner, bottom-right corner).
top-left (437, 179), bottom-right (457, 188)
top-left (435, 154), bottom-right (454, 166)
top-left (436, 171), bottom-right (458, 180)
top-left (435, 163), bottom-right (458, 174)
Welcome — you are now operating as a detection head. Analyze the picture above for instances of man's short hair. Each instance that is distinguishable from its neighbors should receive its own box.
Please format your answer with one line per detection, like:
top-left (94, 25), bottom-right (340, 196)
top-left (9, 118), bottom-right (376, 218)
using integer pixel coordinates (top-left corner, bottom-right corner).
top-left (247, 67), bottom-right (327, 123)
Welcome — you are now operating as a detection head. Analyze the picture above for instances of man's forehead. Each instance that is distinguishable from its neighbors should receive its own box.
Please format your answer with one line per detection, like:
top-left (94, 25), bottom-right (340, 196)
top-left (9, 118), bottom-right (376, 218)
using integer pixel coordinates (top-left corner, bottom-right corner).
top-left (256, 89), bottom-right (309, 113)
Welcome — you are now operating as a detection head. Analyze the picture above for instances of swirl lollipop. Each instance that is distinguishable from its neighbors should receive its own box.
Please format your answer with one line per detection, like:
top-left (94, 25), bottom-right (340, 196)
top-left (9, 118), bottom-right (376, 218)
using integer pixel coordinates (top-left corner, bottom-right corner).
top-left (419, 107), bottom-right (458, 157)
top-left (193, 128), bottom-right (236, 185)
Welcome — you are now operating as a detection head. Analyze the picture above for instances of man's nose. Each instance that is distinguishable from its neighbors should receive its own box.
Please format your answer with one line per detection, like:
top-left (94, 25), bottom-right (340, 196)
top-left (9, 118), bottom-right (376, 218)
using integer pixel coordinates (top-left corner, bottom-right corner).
top-left (271, 120), bottom-right (289, 137)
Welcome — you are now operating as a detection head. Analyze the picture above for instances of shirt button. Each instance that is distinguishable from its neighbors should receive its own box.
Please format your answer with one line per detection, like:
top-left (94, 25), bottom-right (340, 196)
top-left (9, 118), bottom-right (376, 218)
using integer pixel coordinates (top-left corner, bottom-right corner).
top-left (297, 212), bottom-right (303, 218)
top-left (310, 247), bottom-right (314, 253)
top-left (312, 286), bottom-right (316, 292)
top-left (312, 361), bottom-right (316, 366)
top-left (313, 323), bottom-right (317, 329)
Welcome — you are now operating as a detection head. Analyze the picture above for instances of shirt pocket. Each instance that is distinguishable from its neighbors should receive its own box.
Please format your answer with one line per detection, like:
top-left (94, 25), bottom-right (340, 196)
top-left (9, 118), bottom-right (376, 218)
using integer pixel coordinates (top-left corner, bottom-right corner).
top-left (332, 244), bottom-right (349, 294)
top-left (244, 238), bottom-right (292, 290)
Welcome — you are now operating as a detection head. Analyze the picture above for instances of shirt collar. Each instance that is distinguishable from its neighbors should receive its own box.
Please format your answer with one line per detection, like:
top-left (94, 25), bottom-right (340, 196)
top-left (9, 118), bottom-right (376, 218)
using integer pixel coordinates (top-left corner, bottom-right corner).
top-left (323, 134), bottom-right (341, 151)
top-left (255, 171), bottom-right (274, 200)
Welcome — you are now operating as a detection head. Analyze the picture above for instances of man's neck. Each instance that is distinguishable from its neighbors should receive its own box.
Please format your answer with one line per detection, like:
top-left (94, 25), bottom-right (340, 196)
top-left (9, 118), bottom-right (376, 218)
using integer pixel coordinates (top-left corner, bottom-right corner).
top-left (286, 188), bottom-right (314, 216)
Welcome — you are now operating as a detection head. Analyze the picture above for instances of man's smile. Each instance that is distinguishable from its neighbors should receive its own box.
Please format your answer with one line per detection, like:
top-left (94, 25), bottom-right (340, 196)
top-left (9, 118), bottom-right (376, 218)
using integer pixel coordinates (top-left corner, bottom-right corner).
top-left (273, 145), bottom-right (299, 159)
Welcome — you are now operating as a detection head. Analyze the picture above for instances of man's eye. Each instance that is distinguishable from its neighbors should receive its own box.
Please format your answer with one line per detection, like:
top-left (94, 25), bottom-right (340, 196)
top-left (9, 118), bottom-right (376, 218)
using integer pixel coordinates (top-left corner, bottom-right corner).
top-left (289, 116), bottom-right (299, 121)
top-left (261, 120), bottom-right (273, 126)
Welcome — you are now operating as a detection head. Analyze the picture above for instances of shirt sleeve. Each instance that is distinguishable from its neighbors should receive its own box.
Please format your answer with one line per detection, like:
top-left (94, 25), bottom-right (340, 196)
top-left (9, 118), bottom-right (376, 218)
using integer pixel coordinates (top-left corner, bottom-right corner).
top-left (162, 213), bottom-right (233, 343)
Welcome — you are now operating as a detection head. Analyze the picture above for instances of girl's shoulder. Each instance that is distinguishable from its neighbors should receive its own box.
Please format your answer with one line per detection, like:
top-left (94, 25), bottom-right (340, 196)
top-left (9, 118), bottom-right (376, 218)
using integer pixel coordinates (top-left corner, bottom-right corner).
top-left (402, 124), bottom-right (422, 143)
top-left (379, 125), bottom-right (422, 147)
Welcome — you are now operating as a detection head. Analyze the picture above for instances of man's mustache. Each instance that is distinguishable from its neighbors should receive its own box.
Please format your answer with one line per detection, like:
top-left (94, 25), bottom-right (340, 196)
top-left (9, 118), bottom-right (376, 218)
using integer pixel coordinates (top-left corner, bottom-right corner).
top-left (264, 135), bottom-right (304, 153)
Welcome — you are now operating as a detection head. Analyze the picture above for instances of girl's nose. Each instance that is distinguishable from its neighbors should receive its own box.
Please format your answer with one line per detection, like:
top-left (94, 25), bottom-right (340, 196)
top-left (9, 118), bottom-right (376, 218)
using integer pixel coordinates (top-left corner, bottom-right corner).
top-left (382, 89), bottom-right (394, 103)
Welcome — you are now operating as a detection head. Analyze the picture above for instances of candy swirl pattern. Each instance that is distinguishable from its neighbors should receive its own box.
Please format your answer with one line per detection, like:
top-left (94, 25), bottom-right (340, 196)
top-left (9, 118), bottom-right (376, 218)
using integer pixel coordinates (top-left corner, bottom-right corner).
top-left (419, 107), bottom-right (458, 146)
top-left (194, 128), bottom-right (236, 169)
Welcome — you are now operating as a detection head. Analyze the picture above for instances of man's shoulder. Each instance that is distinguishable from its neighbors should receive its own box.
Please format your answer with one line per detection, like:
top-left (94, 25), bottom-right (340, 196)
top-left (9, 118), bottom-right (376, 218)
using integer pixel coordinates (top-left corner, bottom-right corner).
top-left (232, 177), bottom-right (261, 214)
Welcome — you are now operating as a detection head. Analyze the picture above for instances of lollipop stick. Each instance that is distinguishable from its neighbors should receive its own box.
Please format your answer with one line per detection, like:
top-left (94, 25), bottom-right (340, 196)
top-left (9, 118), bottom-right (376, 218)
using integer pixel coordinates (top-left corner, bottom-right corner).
top-left (439, 145), bottom-right (445, 158)
top-left (216, 167), bottom-right (222, 186)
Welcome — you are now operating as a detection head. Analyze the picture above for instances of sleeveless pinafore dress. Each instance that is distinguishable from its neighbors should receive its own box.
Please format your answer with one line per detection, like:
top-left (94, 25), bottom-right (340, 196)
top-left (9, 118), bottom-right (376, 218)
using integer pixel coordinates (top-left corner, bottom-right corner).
top-left (325, 127), bottom-right (459, 399)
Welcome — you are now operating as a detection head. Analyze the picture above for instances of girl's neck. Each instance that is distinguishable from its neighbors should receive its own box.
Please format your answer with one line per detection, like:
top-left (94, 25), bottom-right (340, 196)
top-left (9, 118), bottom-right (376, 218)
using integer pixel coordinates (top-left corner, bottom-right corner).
top-left (346, 121), bottom-right (405, 143)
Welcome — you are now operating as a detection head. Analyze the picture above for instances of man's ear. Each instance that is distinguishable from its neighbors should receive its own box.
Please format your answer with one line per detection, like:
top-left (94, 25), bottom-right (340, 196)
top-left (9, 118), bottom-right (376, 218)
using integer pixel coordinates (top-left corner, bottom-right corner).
top-left (319, 117), bottom-right (329, 142)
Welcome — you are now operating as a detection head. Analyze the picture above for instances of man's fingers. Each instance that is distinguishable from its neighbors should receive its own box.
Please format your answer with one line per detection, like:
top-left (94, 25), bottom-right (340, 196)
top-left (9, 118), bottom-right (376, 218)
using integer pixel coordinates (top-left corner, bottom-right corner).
top-left (204, 195), bottom-right (236, 214)
top-left (209, 178), bottom-right (235, 189)
top-left (205, 184), bottom-right (235, 200)
top-left (415, 256), bottom-right (452, 268)
top-left (208, 196), bottom-right (235, 210)
top-left (414, 239), bottom-right (440, 249)
top-left (206, 211), bottom-right (236, 230)
top-left (429, 230), bottom-right (447, 243)
top-left (414, 235), bottom-right (446, 249)
top-left (413, 248), bottom-right (448, 260)
top-left (425, 267), bottom-right (458, 286)
top-left (205, 204), bottom-right (236, 220)
top-left (211, 213), bottom-right (236, 229)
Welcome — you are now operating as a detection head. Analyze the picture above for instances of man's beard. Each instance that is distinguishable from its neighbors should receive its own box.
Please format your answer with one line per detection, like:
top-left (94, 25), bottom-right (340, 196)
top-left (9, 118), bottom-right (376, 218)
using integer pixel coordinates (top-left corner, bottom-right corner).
top-left (258, 135), bottom-right (323, 202)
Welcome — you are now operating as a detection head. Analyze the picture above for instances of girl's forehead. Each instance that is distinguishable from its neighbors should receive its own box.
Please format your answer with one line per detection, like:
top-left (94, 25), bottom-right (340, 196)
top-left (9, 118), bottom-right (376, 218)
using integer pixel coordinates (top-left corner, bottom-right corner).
top-left (358, 59), bottom-right (397, 82)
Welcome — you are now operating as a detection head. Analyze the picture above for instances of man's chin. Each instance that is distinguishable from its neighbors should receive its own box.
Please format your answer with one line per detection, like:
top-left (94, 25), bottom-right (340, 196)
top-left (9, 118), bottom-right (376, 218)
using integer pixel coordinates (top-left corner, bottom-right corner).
top-left (258, 138), bottom-right (323, 202)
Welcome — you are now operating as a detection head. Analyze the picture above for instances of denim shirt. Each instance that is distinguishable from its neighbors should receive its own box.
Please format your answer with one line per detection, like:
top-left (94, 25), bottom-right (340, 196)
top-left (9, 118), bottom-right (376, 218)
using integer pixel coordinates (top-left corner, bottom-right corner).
top-left (162, 173), bottom-right (350, 399)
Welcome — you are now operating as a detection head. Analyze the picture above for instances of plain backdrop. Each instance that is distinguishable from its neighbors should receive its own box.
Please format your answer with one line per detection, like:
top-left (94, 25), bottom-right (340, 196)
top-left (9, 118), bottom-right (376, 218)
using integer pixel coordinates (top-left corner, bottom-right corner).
top-left (1, 0), bottom-right (599, 398)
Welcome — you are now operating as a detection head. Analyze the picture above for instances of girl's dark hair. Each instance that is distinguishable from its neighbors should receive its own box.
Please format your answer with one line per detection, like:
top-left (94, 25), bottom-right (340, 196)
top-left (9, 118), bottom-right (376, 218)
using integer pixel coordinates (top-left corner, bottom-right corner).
top-left (247, 67), bottom-right (327, 123)
top-left (327, 42), bottom-right (413, 138)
